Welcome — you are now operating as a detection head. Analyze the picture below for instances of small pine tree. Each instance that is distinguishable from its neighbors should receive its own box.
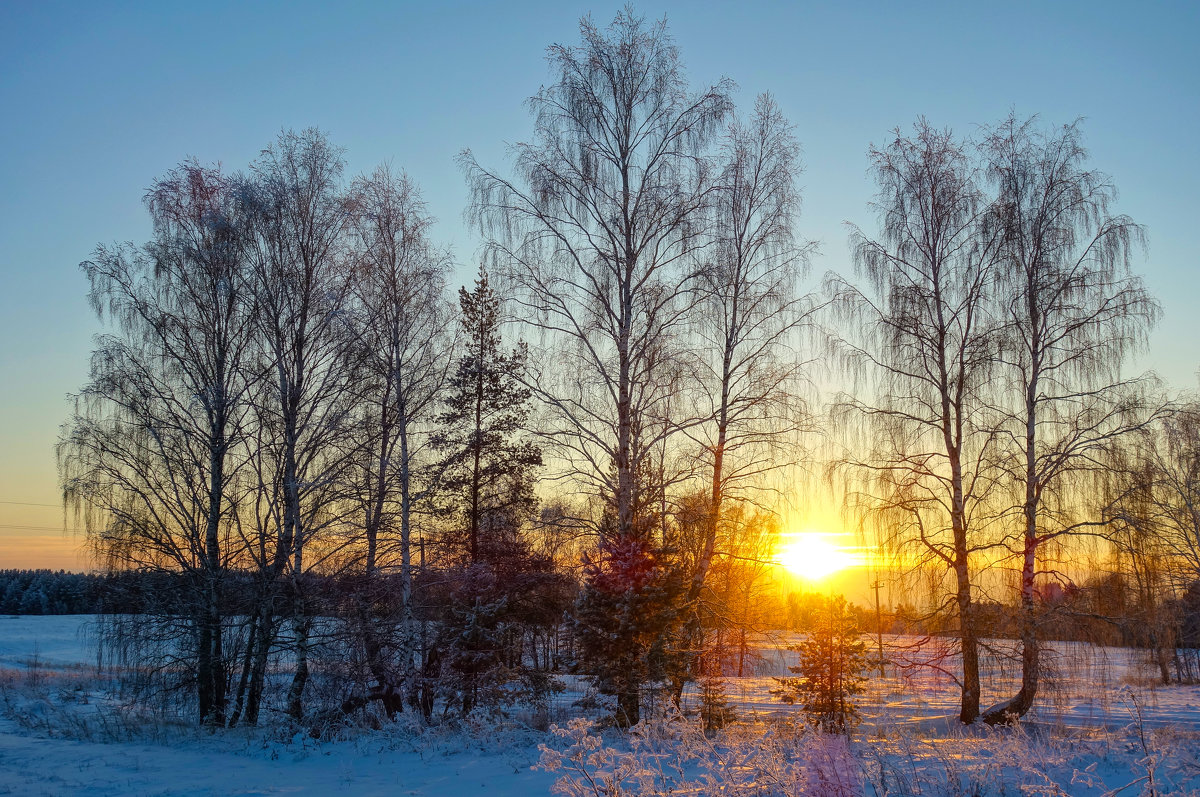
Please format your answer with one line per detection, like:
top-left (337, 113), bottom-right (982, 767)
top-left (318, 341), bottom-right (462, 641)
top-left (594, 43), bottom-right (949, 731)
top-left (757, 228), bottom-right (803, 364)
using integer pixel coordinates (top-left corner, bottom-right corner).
top-left (573, 520), bottom-right (687, 729)
top-left (773, 594), bottom-right (867, 734)
top-left (698, 673), bottom-right (735, 731)
top-left (441, 565), bottom-right (511, 716)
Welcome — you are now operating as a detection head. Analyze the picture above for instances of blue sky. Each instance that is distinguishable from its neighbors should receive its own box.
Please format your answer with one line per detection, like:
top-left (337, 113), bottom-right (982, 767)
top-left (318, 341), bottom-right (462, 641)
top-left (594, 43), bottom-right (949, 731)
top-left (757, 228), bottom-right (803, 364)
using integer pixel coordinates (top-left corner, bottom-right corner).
top-left (1, 0), bottom-right (1197, 567)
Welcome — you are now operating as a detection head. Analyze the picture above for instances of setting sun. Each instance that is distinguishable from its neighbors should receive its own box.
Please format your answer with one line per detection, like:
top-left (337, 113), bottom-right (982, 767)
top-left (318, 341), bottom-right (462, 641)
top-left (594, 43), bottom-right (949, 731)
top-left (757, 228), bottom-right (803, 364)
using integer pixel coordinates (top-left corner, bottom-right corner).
top-left (776, 532), bottom-right (858, 582)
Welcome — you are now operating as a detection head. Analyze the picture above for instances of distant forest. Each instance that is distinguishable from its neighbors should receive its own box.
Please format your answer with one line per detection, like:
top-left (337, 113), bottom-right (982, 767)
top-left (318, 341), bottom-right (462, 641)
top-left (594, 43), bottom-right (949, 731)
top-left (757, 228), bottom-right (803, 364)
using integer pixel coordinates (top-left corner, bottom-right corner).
top-left (7, 568), bottom-right (1199, 655)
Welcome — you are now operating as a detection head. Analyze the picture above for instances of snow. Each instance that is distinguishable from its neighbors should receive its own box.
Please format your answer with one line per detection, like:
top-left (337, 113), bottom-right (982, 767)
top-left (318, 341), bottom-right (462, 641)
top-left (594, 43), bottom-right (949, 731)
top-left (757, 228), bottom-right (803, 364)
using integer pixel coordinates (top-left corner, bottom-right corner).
top-left (2, 616), bottom-right (1200, 796)
top-left (0, 614), bottom-right (99, 668)
top-left (0, 616), bottom-right (558, 796)
top-left (0, 720), bottom-right (559, 797)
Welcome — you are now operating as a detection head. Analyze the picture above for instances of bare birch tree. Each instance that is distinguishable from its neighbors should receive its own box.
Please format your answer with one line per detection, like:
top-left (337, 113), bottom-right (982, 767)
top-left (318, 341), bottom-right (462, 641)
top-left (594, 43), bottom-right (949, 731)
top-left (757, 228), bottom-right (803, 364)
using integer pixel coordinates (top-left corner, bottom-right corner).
top-left (681, 92), bottom-right (814, 684)
top-left (1105, 450), bottom-right (1182, 684)
top-left (61, 161), bottom-right (257, 726)
top-left (980, 115), bottom-right (1160, 722)
top-left (1126, 407), bottom-right (1200, 586)
top-left (343, 164), bottom-right (452, 716)
top-left (462, 8), bottom-right (731, 726)
top-left (239, 128), bottom-right (359, 721)
top-left (1105, 406), bottom-right (1200, 683)
top-left (831, 120), bottom-right (1004, 723)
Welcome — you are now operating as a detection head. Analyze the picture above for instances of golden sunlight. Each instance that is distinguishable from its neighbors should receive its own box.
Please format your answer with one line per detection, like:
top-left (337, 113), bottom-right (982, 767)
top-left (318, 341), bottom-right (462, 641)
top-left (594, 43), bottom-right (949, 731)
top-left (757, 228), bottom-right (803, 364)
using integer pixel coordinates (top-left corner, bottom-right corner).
top-left (776, 531), bottom-right (858, 582)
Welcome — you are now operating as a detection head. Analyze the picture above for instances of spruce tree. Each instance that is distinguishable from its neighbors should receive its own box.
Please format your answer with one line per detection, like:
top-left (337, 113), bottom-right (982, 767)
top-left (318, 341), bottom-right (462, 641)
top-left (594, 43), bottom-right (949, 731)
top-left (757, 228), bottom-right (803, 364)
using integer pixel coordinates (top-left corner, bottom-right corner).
top-left (434, 269), bottom-right (541, 565)
top-left (773, 594), bottom-right (867, 734)
top-left (433, 268), bottom-right (543, 714)
top-left (573, 472), bottom-right (688, 728)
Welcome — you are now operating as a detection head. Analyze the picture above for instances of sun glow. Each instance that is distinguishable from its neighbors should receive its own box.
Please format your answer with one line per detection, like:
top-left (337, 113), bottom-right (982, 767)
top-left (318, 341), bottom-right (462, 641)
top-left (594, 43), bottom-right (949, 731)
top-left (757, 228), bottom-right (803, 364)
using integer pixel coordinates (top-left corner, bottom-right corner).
top-left (776, 531), bottom-right (859, 582)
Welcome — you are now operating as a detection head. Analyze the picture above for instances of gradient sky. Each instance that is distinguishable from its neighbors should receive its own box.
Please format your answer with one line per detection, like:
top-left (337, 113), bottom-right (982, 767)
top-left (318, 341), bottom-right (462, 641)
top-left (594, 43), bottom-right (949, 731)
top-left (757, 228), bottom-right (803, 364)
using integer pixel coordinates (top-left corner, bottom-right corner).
top-left (1, 0), bottom-right (1197, 570)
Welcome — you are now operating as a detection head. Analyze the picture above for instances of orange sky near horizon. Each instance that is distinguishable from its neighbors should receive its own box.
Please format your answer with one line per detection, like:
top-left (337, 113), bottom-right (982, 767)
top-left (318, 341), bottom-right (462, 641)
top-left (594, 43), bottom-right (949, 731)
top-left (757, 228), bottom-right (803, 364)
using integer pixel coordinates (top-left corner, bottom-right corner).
top-left (0, 501), bottom-right (90, 571)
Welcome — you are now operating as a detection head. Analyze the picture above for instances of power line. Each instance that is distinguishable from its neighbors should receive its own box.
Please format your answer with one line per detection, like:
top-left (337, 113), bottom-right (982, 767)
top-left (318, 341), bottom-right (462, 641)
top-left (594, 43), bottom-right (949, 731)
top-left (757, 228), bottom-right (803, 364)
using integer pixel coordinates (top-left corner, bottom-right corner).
top-left (0, 500), bottom-right (60, 508)
top-left (0, 524), bottom-right (84, 532)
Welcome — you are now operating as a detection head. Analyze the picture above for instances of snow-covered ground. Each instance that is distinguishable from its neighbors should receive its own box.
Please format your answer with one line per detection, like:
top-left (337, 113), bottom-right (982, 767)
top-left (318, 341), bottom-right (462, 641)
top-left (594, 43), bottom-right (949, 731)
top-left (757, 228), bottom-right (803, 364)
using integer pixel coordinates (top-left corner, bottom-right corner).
top-left (2, 615), bottom-right (1199, 796)
top-left (0, 721), bottom-right (558, 796)
top-left (0, 616), bottom-right (560, 796)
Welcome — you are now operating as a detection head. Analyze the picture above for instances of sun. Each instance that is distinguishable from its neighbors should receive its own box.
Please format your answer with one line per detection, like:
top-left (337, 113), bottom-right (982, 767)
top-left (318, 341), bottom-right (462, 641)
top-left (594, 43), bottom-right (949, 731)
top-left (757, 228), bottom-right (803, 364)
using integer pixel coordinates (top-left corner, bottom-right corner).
top-left (776, 532), bottom-right (857, 582)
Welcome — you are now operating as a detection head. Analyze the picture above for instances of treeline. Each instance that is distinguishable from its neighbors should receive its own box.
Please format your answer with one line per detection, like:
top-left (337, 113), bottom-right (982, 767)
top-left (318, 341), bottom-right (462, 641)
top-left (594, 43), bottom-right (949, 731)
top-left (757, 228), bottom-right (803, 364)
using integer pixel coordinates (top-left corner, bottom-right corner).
top-left (56, 7), bottom-right (1200, 732)
top-left (0, 569), bottom-right (263, 616)
top-left (0, 570), bottom-right (104, 615)
top-left (10, 565), bottom-right (1197, 656)
top-left (839, 579), bottom-right (1200, 653)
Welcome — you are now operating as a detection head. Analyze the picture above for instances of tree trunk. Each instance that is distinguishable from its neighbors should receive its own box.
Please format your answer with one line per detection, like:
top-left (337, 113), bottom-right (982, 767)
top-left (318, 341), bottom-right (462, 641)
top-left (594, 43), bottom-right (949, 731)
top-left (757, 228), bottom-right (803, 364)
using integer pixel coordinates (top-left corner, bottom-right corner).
top-left (983, 321), bottom-right (1042, 725)
top-left (287, 611), bottom-right (311, 720)
top-left (354, 408), bottom-right (404, 718)
top-left (197, 587), bottom-right (226, 726)
top-left (399, 419), bottom-right (418, 700)
top-left (241, 611), bottom-right (276, 726)
top-left (199, 437), bottom-right (227, 726)
top-left (944, 331), bottom-right (979, 723)
top-left (954, 547), bottom-right (980, 723)
top-left (469, 311), bottom-right (485, 565)
top-left (982, 500), bottom-right (1039, 724)
top-left (197, 614), bottom-right (215, 725)
top-left (616, 686), bottom-right (640, 729)
top-left (228, 611), bottom-right (259, 727)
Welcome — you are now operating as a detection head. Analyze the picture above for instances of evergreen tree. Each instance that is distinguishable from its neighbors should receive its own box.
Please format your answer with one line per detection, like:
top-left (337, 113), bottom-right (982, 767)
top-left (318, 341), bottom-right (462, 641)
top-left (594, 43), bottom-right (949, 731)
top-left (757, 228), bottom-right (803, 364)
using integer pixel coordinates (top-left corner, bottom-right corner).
top-left (434, 269), bottom-right (541, 565)
top-left (573, 504), bottom-right (688, 729)
top-left (773, 595), bottom-right (867, 735)
top-left (18, 583), bottom-right (48, 616)
top-left (440, 566), bottom-right (511, 716)
top-left (433, 268), bottom-right (545, 714)
top-left (2, 580), bottom-right (22, 614)
top-left (698, 674), bottom-right (735, 731)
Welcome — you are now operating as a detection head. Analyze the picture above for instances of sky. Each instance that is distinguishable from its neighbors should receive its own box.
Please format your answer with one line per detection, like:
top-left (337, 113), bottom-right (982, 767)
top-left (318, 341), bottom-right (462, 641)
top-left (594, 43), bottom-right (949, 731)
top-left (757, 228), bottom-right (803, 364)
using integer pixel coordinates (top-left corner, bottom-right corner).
top-left (1, 0), bottom-right (1197, 570)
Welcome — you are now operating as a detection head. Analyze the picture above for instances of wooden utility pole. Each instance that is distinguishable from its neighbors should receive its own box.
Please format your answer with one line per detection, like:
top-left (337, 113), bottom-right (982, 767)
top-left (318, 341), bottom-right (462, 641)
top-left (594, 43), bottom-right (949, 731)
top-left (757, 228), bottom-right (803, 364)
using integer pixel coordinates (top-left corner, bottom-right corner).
top-left (872, 580), bottom-right (885, 678)
top-left (419, 535), bottom-right (428, 668)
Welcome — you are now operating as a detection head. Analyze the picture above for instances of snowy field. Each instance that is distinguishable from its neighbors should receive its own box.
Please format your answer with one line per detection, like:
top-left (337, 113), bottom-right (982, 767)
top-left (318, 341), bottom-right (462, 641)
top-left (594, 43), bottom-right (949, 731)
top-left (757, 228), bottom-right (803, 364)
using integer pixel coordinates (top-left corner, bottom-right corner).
top-left (3, 615), bottom-right (1200, 796)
